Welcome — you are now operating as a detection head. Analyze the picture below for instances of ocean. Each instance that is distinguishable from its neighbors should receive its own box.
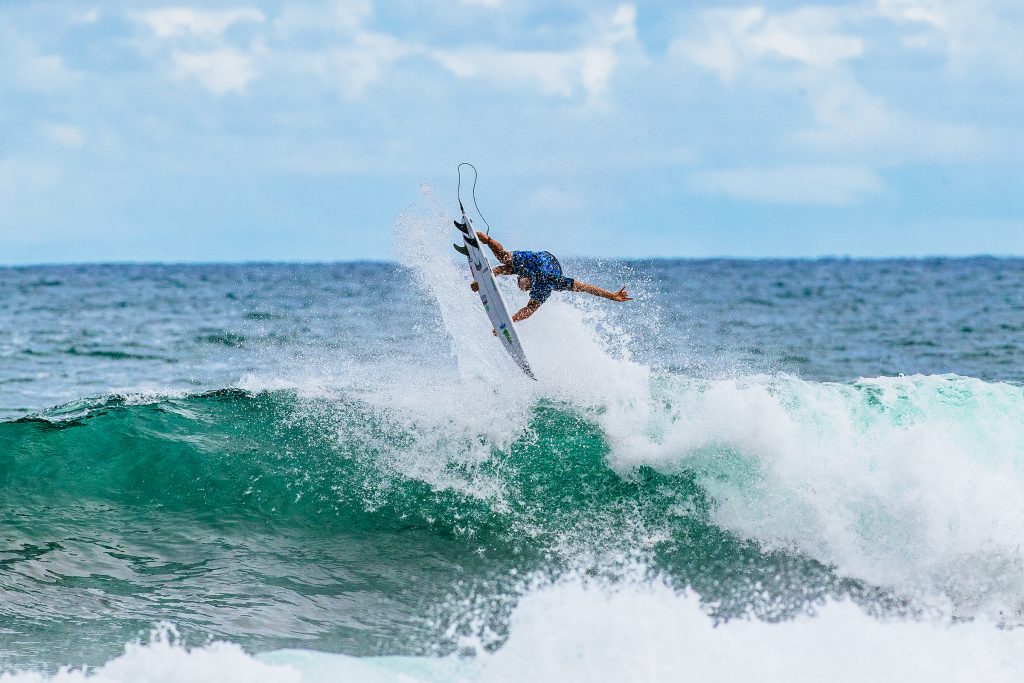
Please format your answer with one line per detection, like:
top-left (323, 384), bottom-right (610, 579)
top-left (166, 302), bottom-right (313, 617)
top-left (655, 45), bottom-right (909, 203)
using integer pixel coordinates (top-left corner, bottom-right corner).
top-left (2, 213), bottom-right (1024, 680)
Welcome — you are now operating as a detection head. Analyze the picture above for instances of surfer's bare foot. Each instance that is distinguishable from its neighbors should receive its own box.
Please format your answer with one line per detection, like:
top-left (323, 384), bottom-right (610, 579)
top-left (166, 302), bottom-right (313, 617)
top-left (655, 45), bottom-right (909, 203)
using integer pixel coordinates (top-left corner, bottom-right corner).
top-left (470, 281), bottom-right (479, 292)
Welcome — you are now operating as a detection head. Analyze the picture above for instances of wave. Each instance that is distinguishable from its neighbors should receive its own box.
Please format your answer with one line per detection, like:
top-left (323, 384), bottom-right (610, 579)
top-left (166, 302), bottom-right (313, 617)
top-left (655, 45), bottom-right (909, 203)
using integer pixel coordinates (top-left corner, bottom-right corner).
top-left (1, 389), bottom-right (516, 536)
top-left (4, 367), bottom-right (1024, 621)
top-left (64, 347), bottom-right (171, 361)
top-left (612, 372), bottom-right (1024, 619)
top-left (0, 387), bottom-right (721, 574)
top-left (5, 578), bottom-right (1023, 683)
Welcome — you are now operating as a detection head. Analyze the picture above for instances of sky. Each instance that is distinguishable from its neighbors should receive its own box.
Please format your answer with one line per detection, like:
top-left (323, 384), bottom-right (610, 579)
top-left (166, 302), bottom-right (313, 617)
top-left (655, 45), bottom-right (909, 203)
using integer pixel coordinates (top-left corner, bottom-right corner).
top-left (1, 0), bottom-right (1023, 263)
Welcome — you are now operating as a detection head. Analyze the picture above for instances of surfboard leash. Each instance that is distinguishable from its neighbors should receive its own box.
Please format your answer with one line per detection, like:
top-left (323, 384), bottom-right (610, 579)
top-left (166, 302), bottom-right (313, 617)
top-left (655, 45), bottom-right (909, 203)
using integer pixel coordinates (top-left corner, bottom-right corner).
top-left (457, 162), bottom-right (492, 235)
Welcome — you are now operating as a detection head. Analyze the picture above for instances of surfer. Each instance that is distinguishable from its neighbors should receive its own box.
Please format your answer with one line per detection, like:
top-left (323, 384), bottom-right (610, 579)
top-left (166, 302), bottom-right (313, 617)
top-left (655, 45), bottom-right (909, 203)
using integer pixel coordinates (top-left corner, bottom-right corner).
top-left (469, 231), bottom-right (632, 322)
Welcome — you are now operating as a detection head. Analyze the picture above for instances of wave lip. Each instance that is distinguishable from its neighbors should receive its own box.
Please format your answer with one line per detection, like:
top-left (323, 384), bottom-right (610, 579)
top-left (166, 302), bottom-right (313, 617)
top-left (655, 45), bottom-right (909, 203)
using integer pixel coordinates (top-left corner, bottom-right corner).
top-left (604, 372), bottom-right (1024, 617)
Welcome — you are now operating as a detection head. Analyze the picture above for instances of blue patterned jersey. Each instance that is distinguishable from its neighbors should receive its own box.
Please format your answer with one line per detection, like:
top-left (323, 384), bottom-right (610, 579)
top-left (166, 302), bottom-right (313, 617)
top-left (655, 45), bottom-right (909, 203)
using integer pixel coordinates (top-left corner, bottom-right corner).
top-left (511, 251), bottom-right (575, 303)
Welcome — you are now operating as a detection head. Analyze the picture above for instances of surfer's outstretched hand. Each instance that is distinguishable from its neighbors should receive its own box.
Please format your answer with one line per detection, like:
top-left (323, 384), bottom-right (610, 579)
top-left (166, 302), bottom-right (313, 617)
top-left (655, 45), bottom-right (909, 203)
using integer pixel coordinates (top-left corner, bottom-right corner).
top-left (611, 287), bottom-right (632, 302)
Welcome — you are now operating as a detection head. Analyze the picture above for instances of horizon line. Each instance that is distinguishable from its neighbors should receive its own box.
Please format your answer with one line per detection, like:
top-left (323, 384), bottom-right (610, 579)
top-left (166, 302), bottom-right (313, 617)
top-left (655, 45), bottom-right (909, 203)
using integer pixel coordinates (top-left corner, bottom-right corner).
top-left (3, 253), bottom-right (1024, 268)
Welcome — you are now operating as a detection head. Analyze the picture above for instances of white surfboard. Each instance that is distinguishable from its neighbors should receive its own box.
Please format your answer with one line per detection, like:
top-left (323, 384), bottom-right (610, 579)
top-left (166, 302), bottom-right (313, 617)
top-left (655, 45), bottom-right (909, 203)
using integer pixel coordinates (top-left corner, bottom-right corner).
top-left (453, 210), bottom-right (536, 380)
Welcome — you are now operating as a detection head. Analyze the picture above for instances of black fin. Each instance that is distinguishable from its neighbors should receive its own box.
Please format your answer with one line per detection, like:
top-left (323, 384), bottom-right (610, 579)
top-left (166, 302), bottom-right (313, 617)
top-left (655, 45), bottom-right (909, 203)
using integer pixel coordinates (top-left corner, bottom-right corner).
top-left (453, 243), bottom-right (469, 256)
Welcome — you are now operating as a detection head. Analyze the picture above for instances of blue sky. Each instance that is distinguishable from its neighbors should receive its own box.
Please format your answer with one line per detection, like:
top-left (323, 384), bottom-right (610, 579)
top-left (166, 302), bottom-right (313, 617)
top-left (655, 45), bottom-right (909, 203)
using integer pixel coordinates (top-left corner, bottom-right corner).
top-left (1, 0), bottom-right (1022, 263)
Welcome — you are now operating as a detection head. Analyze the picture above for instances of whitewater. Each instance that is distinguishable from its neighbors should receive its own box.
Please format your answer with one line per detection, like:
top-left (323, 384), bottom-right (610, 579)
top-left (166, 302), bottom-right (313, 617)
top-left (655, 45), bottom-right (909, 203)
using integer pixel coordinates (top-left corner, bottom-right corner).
top-left (2, 204), bottom-right (1023, 679)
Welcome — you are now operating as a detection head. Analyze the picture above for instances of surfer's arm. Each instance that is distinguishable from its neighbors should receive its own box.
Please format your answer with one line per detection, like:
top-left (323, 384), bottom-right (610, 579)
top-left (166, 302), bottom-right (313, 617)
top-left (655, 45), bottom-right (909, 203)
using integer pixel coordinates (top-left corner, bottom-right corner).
top-left (476, 232), bottom-right (513, 266)
top-left (512, 299), bottom-right (542, 322)
top-left (572, 281), bottom-right (633, 302)
top-left (470, 265), bottom-right (514, 292)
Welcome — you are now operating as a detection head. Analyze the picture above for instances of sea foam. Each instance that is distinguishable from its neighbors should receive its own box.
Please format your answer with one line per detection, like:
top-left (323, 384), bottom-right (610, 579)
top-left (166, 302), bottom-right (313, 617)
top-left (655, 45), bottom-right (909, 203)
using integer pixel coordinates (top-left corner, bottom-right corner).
top-left (7, 580), bottom-right (1023, 683)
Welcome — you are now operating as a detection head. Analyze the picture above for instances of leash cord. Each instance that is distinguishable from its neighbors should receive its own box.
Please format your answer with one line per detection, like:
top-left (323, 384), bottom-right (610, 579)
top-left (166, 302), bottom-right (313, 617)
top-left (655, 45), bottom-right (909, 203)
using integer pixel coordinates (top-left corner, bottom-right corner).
top-left (457, 162), bottom-right (492, 235)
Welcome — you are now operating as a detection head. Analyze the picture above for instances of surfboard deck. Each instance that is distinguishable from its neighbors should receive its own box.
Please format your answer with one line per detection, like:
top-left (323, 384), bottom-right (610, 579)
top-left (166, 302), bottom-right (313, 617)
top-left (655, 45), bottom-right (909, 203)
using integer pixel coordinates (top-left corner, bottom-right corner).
top-left (453, 214), bottom-right (536, 380)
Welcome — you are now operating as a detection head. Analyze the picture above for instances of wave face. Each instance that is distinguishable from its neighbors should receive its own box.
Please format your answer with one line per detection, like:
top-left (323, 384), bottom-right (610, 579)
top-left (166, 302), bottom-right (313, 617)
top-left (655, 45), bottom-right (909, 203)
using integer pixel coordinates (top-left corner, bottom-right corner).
top-left (3, 207), bottom-right (1024, 675)
top-left (3, 371), bottom-right (1024, 669)
top-left (0, 387), bottom-right (843, 665)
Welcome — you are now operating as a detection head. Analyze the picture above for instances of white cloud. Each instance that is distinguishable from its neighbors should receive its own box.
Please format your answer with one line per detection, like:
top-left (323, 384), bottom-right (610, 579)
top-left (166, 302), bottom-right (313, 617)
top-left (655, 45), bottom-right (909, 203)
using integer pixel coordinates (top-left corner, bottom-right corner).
top-left (41, 124), bottom-right (87, 148)
top-left (265, 0), bottom-right (417, 97)
top-left (77, 8), bottom-right (102, 24)
top-left (672, 3), bottom-right (990, 165)
top-left (693, 165), bottom-right (884, 205)
top-left (23, 53), bottom-right (78, 91)
top-left (432, 4), bottom-right (637, 99)
top-left (132, 7), bottom-right (265, 40)
top-left (674, 6), bottom-right (863, 81)
top-left (312, 33), bottom-right (414, 96)
top-left (793, 77), bottom-right (987, 162)
top-left (127, 7), bottom-right (267, 96)
top-left (127, 2), bottom-right (638, 101)
top-left (0, 33), bottom-right (79, 92)
top-left (674, 7), bottom-right (762, 82)
top-left (432, 48), bottom-right (590, 97)
top-left (794, 78), bottom-right (892, 147)
top-left (875, 0), bottom-right (1024, 79)
top-left (273, 0), bottom-right (372, 37)
top-left (173, 49), bottom-right (260, 94)
top-left (876, 0), bottom-right (947, 29)
top-left (753, 8), bottom-right (863, 67)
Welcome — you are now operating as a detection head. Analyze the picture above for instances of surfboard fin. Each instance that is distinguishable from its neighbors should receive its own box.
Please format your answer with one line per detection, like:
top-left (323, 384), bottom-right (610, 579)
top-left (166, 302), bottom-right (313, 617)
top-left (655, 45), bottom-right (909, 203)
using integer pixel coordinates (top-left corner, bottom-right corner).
top-left (452, 243), bottom-right (469, 256)
top-left (454, 220), bottom-right (467, 230)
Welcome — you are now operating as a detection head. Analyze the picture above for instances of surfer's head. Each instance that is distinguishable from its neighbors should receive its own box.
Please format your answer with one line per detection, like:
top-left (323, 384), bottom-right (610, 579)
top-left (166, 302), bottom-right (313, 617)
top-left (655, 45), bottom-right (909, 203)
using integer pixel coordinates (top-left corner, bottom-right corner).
top-left (517, 276), bottom-right (532, 291)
